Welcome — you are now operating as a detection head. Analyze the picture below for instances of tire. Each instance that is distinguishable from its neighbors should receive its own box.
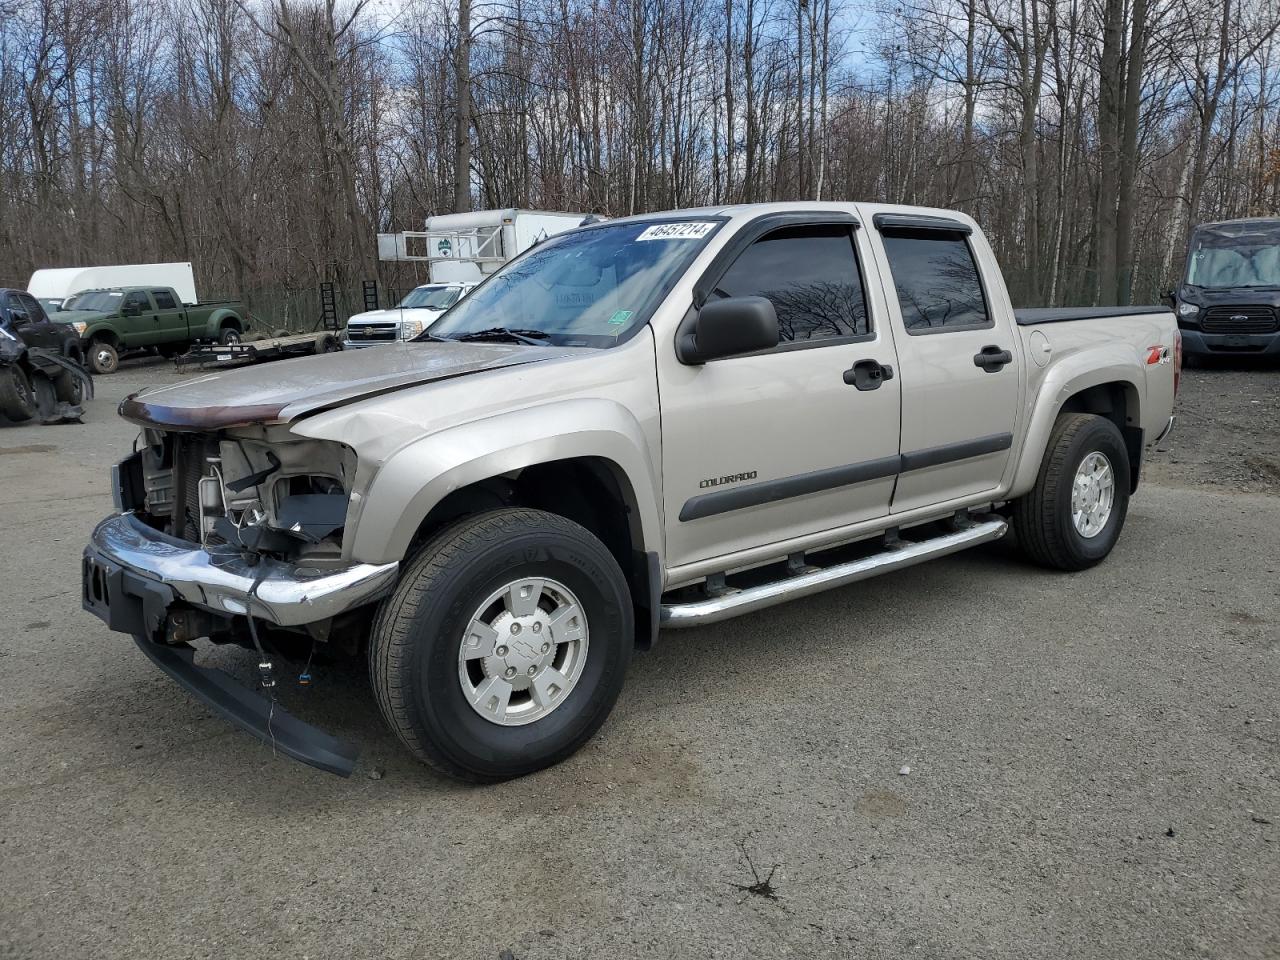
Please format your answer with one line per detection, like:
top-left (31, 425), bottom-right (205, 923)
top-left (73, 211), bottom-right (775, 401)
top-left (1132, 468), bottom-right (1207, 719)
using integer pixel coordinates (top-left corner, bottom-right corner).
top-left (219, 327), bottom-right (242, 345)
top-left (368, 508), bottom-right (634, 782)
top-left (53, 367), bottom-right (84, 404)
top-left (89, 339), bottom-right (119, 375)
top-left (0, 366), bottom-right (35, 422)
top-left (1012, 413), bottom-right (1131, 571)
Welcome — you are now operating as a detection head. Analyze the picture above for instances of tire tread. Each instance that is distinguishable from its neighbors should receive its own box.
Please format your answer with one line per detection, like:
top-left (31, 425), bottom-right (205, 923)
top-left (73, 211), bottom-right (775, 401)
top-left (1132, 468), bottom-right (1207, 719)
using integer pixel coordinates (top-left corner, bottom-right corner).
top-left (1012, 413), bottom-right (1126, 570)
top-left (367, 508), bottom-right (623, 782)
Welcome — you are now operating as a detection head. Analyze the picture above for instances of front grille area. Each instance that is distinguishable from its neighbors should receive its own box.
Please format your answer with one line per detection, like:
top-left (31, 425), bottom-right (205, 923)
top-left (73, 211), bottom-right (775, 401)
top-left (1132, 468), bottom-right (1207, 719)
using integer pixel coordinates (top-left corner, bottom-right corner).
top-left (172, 434), bottom-right (213, 542)
top-left (347, 322), bottom-right (398, 342)
top-left (1201, 305), bottom-right (1279, 334)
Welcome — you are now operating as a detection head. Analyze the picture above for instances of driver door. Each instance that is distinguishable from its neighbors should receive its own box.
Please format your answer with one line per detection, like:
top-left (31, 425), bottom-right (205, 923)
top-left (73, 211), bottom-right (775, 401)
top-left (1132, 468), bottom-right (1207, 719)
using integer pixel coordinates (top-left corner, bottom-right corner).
top-left (120, 290), bottom-right (158, 346)
top-left (657, 216), bottom-right (902, 570)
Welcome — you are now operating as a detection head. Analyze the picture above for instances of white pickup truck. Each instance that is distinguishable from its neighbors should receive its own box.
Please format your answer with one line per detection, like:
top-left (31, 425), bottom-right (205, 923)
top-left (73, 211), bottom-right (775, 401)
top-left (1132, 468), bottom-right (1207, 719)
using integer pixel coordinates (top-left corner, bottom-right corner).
top-left (82, 202), bottom-right (1179, 781)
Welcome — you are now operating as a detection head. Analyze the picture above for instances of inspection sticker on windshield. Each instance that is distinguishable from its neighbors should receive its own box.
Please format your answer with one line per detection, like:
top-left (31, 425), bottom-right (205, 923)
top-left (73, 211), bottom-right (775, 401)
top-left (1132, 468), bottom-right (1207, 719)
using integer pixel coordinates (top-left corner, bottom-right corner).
top-left (608, 310), bottom-right (633, 325)
top-left (636, 222), bottom-right (716, 241)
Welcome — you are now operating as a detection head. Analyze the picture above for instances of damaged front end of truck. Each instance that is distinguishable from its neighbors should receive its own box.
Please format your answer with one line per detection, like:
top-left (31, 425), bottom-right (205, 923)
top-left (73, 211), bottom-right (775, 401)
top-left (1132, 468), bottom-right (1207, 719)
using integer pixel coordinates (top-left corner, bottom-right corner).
top-left (82, 399), bottom-right (398, 776)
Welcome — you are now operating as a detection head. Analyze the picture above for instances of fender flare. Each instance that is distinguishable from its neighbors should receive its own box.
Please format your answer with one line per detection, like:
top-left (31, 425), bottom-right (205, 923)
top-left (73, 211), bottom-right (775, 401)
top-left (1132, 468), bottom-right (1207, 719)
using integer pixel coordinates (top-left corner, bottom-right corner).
top-left (84, 322), bottom-right (120, 345)
top-left (343, 397), bottom-right (664, 566)
top-left (1009, 347), bottom-right (1143, 499)
top-left (205, 308), bottom-right (242, 336)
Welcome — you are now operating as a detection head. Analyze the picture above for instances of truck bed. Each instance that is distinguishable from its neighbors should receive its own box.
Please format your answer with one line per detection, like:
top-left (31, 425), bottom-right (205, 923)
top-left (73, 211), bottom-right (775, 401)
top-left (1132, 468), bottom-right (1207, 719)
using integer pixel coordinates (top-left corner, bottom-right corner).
top-left (1015, 306), bottom-right (1169, 325)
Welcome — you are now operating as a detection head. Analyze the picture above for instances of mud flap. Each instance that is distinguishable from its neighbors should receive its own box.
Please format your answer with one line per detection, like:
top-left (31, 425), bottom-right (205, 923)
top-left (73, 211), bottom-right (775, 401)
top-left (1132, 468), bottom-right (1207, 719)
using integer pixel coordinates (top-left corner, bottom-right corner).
top-left (132, 636), bottom-right (360, 778)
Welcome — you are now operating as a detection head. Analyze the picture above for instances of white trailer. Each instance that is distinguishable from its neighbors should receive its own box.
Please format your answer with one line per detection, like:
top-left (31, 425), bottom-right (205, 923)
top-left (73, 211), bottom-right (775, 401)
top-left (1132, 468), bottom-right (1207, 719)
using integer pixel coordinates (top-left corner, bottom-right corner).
top-left (28, 262), bottom-right (198, 307)
top-left (377, 209), bottom-right (593, 282)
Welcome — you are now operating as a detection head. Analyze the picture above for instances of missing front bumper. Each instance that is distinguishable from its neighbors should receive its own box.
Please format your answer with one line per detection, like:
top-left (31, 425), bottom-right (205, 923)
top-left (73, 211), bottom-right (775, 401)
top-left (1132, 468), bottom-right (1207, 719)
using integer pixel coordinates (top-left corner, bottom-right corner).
top-left (131, 635), bottom-right (359, 777)
top-left (82, 537), bottom-right (362, 778)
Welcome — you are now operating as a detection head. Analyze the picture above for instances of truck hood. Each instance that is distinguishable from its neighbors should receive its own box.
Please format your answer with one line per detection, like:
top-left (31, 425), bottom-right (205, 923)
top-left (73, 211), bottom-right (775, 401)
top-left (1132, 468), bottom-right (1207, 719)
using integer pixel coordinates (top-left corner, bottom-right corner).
top-left (1179, 285), bottom-right (1280, 310)
top-left (347, 307), bottom-right (443, 325)
top-left (120, 341), bottom-right (574, 431)
top-left (52, 309), bottom-right (112, 325)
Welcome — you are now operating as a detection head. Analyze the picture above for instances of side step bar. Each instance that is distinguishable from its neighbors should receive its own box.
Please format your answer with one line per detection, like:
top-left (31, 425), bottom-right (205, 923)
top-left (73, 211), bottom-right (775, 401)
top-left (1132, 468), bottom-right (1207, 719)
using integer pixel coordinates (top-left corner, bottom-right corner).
top-left (660, 517), bottom-right (1008, 628)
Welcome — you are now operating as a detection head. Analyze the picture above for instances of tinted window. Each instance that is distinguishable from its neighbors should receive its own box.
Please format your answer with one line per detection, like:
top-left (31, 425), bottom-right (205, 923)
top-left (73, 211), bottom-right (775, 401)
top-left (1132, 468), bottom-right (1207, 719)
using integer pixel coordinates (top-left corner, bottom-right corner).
top-left (881, 231), bottom-right (991, 332)
top-left (123, 291), bottom-right (150, 311)
top-left (19, 293), bottom-right (45, 321)
top-left (152, 290), bottom-right (177, 310)
top-left (714, 225), bottom-right (869, 342)
top-left (7, 293), bottom-right (31, 324)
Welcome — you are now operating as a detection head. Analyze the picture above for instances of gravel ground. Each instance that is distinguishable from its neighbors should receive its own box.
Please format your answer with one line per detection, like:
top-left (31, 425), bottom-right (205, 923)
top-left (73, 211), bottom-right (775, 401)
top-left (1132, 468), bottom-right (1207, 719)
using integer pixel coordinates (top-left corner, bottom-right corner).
top-left (1, 355), bottom-right (1277, 960)
top-left (1146, 359), bottom-right (1280, 493)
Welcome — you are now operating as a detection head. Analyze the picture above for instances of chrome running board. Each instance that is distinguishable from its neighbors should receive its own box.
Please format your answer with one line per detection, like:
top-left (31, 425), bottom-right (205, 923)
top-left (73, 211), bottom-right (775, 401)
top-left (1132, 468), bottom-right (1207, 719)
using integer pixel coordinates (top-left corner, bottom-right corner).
top-left (660, 517), bottom-right (1008, 628)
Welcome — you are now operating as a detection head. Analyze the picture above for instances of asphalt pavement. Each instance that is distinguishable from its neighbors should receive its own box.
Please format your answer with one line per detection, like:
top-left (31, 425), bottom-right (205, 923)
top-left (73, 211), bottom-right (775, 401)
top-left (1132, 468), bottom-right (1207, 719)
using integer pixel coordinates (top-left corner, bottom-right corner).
top-left (1, 355), bottom-right (1276, 960)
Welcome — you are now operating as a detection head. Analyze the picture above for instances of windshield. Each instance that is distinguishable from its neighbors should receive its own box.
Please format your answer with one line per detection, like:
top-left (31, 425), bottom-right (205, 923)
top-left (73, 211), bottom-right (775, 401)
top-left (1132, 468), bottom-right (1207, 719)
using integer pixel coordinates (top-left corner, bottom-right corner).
top-left (428, 219), bottom-right (722, 347)
top-left (399, 285), bottom-right (461, 310)
top-left (64, 290), bottom-right (124, 312)
top-left (1185, 221), bottom-right (1280, 289)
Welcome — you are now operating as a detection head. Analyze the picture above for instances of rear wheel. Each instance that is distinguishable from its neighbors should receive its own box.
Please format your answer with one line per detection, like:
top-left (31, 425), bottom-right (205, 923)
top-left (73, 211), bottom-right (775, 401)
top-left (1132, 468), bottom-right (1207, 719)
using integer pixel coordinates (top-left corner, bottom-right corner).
top-left (219, 327), bottom-right (242, 345)
top-left (1012, 413), bottom-right (1130, 571)
top-left (53, 367), bottom-right (84, 404)
top-left (89, 339), bottom-right (119, 375)
top-left (368, 508), bottom-right (633, 782)
top-left (0, 366), bottom-right (35, 421)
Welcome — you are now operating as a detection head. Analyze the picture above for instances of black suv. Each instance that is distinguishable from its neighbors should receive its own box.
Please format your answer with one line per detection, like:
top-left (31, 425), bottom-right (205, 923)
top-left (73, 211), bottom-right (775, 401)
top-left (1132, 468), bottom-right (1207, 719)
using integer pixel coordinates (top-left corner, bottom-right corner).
top-left (1, 288), bottom-right (89, 421)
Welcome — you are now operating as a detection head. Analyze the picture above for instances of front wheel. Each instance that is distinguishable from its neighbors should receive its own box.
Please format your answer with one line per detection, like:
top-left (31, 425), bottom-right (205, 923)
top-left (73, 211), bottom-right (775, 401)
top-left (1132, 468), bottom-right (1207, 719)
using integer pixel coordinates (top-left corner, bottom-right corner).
top-left (1012, 413), bottom-right (1131, 571)
top-left (0, 366), bottom-right (35, 421)
top-left (89, 340), bottom-right (119, 375)
top-left (368, 508), bottom-right (633, 782)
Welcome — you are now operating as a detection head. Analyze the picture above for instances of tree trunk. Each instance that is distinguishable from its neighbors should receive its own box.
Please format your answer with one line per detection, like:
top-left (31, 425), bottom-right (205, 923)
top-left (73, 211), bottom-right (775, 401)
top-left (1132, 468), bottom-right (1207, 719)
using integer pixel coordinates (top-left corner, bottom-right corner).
top-left (453, 0), bottom-right (472, 213)
top-left (1115, 0), bottom-right (1147, 304)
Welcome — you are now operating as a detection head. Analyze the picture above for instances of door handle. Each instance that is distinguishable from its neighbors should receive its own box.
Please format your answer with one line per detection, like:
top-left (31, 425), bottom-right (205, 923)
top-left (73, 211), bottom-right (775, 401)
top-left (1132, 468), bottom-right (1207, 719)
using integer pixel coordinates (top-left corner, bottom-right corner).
top-left (973, 345), bottom-right (1013, 372)
top-left (844, 359), bottom-right (895, 390)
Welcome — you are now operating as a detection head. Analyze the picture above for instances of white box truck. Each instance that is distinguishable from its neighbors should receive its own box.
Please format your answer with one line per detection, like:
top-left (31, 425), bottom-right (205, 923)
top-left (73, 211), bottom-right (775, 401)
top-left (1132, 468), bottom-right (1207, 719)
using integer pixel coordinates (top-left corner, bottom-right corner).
top-left (356, 209), bottom-right (595, 344)
top-left (377, 209), bottom-right (593, 282)
top-left (28, 263), bottom-right (198, 312)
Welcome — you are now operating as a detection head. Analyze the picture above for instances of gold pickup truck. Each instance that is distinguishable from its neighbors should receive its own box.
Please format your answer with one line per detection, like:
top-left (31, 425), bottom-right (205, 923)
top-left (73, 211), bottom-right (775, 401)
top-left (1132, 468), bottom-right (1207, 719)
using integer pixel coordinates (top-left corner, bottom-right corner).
top-left (82, 202), bottom-right (1180, 782)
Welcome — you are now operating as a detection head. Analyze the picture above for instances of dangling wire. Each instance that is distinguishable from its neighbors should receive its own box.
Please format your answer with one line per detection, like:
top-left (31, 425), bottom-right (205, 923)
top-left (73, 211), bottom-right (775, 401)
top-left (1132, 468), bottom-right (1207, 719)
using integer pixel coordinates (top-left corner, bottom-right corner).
top-left (244, 566), bottom-right (277, 758)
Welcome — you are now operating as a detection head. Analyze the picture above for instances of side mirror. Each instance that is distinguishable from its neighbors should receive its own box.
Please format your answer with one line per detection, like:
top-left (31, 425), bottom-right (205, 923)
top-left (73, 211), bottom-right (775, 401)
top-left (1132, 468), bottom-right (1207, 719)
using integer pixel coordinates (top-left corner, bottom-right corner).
top-left (122, 303), bottom-right (141, 317)
top-left (1161, 289), bottom-right (1176, 308)
top-left (677, 296), bottom-right (780, 364)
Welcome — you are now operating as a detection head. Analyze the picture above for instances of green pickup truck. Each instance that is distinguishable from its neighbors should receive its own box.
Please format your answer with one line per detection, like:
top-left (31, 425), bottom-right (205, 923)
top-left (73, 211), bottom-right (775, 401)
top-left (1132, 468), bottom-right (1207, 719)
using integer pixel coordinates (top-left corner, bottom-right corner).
top-left (57, 286), bottom-right (247, 373)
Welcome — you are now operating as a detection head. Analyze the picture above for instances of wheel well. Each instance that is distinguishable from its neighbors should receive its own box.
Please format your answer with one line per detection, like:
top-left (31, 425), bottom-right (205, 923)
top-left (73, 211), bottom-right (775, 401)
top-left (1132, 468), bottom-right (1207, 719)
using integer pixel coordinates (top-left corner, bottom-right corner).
top-left (90, 330), bottom-right (119, 348)
top-left (406, 457), bottom-right (660, 649)
top-left (220, 316), bottom-right (242, 332)
top-left (1058, 381), bottom-right (1142, 491)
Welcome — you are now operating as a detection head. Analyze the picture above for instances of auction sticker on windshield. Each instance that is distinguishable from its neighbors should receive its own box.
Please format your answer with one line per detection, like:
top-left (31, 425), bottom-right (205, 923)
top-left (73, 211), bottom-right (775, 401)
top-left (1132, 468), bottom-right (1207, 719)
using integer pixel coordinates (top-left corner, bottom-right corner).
top-left (636, 222), bottom-right (717, 241)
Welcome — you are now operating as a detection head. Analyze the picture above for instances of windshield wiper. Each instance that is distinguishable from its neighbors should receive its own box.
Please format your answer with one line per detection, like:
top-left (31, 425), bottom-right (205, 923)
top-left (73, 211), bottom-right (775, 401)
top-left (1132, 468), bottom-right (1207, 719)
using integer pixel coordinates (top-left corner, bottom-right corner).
top-left (449, 327), bottom-right (551, 346)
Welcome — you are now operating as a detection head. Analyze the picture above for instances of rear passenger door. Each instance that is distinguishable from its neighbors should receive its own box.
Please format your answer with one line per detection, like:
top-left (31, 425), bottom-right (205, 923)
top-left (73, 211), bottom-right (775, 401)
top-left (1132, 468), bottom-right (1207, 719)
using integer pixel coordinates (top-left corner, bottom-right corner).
top-left (870, 215), bottom-right (1021, 513)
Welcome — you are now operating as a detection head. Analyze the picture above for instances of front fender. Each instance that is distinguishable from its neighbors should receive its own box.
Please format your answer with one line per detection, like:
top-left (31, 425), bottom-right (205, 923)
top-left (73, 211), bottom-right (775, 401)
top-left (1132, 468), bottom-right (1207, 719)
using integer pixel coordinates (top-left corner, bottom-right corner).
top-left (344, 398), bottom-right (663, 566)
top-left (1009, 345), bottom-right (1143, 498)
